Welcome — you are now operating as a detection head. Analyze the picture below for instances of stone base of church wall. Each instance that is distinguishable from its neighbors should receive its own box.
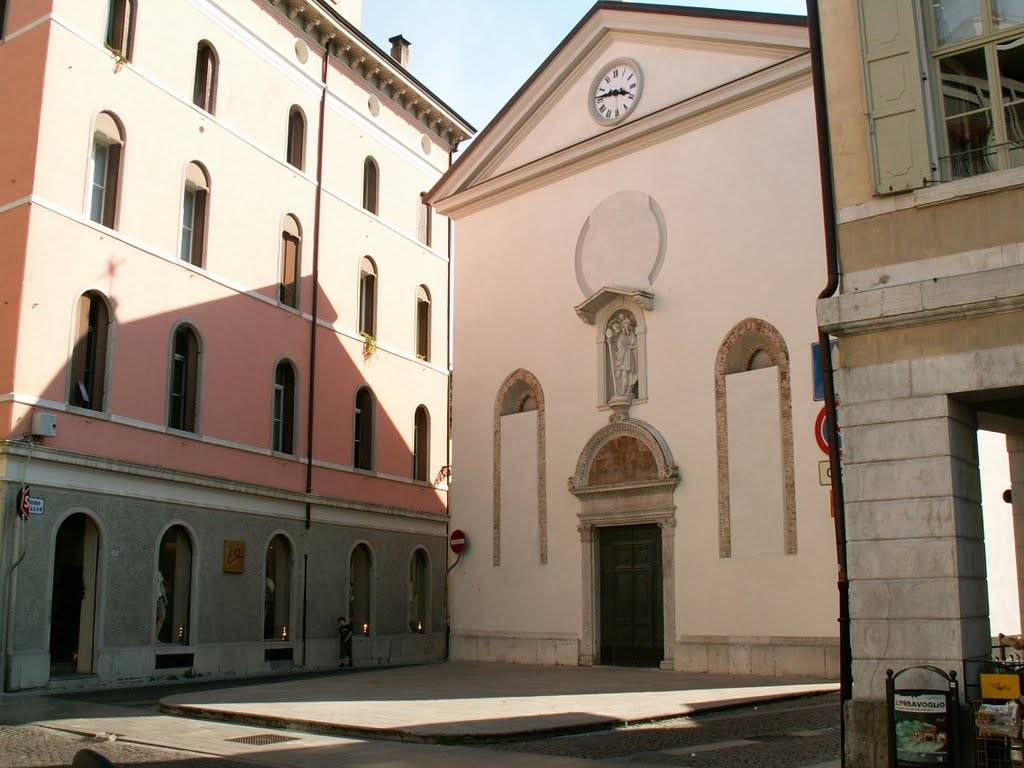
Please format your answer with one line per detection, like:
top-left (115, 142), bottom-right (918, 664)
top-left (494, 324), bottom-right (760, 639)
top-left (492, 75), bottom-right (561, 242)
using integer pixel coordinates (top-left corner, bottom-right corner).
top-left (449, 632), bottom-right (581, 666)
top-left (450, 631), bottom-right (838, 678)
top-left (672, 635), bottom-right (839, 679)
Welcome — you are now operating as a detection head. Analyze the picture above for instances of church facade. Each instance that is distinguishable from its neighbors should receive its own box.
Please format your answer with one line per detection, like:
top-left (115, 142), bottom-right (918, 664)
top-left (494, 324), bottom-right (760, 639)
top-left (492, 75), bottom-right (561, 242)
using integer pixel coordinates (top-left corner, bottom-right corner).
top-left (431, 2), bottom-right (839, 676)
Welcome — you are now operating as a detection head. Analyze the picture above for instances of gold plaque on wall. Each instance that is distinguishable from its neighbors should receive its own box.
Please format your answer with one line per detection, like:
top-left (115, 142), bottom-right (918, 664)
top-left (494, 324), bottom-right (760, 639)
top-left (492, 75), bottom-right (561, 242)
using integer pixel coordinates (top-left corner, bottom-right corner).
top-left (223, 540), bottom-right (245, 573)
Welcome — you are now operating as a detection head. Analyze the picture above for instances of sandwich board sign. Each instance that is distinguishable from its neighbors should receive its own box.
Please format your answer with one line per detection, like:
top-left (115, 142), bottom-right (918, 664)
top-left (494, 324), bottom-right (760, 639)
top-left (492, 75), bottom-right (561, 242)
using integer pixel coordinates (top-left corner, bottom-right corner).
top-left (887, 666), bottom-right (959, 766)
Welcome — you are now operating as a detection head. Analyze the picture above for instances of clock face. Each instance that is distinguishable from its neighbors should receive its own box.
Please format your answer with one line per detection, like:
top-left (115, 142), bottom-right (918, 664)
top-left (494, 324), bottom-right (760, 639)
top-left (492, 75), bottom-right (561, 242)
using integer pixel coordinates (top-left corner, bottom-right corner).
top-left (590, 59), bottom-right (643, 125)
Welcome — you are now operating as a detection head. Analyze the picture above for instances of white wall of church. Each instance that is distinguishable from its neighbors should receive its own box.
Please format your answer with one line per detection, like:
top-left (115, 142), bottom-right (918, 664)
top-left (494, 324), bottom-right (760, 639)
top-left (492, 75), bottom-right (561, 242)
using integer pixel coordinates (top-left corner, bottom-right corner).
top-left (450, 83), bottom-right (838, 672)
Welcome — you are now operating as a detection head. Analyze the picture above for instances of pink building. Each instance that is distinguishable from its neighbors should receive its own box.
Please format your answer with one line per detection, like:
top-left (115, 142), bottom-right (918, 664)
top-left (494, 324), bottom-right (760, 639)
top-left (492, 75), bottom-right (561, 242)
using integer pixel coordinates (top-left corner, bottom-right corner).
top-left (0, 0), bottom-right (470, 690)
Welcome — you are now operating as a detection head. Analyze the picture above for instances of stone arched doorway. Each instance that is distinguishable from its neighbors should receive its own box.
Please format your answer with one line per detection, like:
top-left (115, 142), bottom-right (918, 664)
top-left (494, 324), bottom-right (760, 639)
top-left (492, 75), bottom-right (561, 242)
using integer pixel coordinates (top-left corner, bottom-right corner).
top-left (569, 419), bottom-right (679, 668)
top-left (50, 513), bottom-right (100, 677)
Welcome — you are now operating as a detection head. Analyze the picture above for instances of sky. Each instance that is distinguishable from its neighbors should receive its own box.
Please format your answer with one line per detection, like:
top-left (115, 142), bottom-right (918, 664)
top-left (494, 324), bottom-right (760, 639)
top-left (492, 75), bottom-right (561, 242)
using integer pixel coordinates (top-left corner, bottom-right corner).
top-left (361, 0), bottom-right (808, 133)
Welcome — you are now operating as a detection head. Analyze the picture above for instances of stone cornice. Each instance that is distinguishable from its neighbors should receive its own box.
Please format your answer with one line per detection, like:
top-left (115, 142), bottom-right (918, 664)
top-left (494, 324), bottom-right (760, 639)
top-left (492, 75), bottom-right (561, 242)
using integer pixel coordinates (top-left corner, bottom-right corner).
top-left (575, 287), bottom-right (655, 324)
top-left (569, 477), bottom-right (679, 501)
top-left (260, 0), bottom-right (473, 149)
top-left (817, 263), bottom-right (1024, 336)
top-left (432, 53), bottom-right (810, 218)
top-left (0, 439), bottom-right (447, 525)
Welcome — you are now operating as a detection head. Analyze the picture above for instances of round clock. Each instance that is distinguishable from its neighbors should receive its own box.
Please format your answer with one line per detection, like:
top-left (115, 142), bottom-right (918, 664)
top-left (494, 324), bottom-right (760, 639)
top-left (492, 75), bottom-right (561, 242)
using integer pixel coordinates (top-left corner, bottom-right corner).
top-left (589, 58), bottom-right (643, 125)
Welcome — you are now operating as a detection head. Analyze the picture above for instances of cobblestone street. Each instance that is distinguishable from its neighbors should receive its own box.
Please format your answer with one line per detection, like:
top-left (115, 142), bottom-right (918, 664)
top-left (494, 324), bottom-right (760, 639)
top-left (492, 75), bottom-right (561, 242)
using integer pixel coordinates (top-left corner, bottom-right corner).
top-left (0, 723), bottom-right (255, 768)
top-left (496, 693), bottom-right (841, 766)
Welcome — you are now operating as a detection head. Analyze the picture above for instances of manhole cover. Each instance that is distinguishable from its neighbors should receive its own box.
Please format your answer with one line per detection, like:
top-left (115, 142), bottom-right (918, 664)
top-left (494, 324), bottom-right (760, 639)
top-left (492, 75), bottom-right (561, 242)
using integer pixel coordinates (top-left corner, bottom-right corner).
top-left (226, 734), bottom-right (299, 746)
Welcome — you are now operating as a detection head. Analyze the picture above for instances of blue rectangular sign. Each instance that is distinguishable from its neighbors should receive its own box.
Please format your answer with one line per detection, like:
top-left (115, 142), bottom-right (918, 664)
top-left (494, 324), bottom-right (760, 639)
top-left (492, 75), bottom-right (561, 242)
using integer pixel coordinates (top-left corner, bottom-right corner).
top-left (812, 340), bottom-right (838, 402)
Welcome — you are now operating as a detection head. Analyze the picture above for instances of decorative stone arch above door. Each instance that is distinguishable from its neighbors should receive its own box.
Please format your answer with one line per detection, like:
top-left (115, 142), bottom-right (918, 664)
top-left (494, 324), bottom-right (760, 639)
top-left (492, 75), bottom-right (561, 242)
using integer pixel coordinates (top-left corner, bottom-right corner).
top-left (569, 419), bottom-right (679, 668)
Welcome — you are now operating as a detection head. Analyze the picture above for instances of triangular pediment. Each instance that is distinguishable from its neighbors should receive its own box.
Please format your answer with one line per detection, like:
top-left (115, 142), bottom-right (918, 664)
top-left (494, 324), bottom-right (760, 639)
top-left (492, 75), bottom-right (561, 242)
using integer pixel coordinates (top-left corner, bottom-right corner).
top-left (429, 3), bottom-right (808, 216)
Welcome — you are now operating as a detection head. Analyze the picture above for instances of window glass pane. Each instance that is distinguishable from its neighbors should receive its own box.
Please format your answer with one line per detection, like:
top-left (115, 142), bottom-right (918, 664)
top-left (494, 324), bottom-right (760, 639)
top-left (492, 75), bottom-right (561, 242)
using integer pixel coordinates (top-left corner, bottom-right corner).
top-left (931, 0), bottom-right (983, 46)
top-left (998, 37), bottom-right (1024, 166)
top-left (272, 382), bottom-right (283, 450)
top-left (940, 47), bottom-right (997, 176)
top-left (181, 189), bottom-right (196, 262)
top-left (941, 47), bottom-right (992, 116)
top-left (993, 1), bottom-right (1024, 32)
top-left (157, 526), bottom-right (192, 644)
top-left (264, 536), bottom-right (291, 640)
top-left (90, 144), bottom-right (108, 223)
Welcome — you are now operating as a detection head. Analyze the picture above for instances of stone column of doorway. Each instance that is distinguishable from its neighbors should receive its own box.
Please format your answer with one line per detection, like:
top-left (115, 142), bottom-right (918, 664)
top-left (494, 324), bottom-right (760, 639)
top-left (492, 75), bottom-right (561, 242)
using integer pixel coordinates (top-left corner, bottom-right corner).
top-left (578, 524), bottom-right (595, 666)
top-left (1009, 434), bottom-right (1024, 634)
top-left (659, 517), bottom-right (675, 671)
top-left (841, 383), bottom-right (988, 763)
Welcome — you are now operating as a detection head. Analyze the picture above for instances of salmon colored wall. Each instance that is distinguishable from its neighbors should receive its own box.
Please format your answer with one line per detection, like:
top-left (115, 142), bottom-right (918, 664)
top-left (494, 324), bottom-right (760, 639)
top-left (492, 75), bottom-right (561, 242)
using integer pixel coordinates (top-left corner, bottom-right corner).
top-left (0, 208), bottom-right (30, 397)
top-left (0, 18), bottom-right (47, 201)
top-left (7, 0), bottom-right (54, 32)
top-left (5, 1), bottom-right (452, 517)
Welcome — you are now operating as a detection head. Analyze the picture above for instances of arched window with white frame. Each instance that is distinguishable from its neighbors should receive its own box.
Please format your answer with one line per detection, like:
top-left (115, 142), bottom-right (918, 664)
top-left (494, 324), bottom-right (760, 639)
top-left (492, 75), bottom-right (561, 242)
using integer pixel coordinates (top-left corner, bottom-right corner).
top-left (180, 162), bottom-right (210, 267)
top-left (193, 41), bottom-right (218, 114)
top-left (69, 291), bottom-right (112, 412)
top-left (358, 257), bottom-right (377, 337)
top-left (89, 111), bottom-right (125, 229)
top-left (105, 0), bottom-right (136, 61)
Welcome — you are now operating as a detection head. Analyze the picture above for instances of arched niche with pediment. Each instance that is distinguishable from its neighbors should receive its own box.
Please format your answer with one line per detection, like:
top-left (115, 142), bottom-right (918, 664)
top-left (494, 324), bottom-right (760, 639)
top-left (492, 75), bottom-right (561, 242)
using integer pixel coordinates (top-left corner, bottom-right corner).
top-left (714, 317), bottom-right (796, 558)
top-left (493, 368), bottom-right (547, 567)
top-left (569, 419), bottom-right (679, 668)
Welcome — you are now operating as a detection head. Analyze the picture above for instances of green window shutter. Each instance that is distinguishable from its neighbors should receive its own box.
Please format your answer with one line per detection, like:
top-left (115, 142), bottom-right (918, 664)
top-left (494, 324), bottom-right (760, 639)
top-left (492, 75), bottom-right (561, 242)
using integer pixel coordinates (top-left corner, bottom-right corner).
top-left (857, 0), bottom-right (931, 194)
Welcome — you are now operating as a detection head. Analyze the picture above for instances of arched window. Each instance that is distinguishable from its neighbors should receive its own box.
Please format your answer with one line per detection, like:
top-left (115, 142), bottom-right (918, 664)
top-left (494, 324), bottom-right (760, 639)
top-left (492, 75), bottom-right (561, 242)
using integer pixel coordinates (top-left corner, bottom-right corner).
top-left (69, 292), bottom-right (111, 411)
top-left (89, 112), bottom-right (124, 228)
top-left (279, 215), bottom-right (301, 309)
top-left (354, 387), bottom-right (374, 470)
top-left (272, 360), bottom-right (296, 454)
top-left (180, 162), bottom-right (210, 267)
top-left (362, 157), bottom-right (379, 214)
top-left (286, 106), bottom-right (305, 170)
top-left (105, 0), bottom-right (136, 61)
top-left (193, 41), bottom-right (218, 114)
top-left (156, 525), bottom-right (193, 644)
top-left (408, 549), bottom-right (428, 633)
top-left (415, 285), bottom-right (430, 361)
top-left (349, 543), bottom-right (373, 635)
top-left (413, 406), bottom-right (429, 481)
top-left (418, 193), bottom-right (432, 246)
top-left (168, 324), bottom-right (200, 432)
top-left (358, 257), bottom-right (377, 337)
top-left (263, 534), bottom-right (292, 640)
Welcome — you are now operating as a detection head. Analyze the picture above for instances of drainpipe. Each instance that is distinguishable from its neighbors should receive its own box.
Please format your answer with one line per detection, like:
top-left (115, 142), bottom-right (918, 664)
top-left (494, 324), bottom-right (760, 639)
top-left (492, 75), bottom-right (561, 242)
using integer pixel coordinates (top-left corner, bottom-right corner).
top-left (305, 44), bottom-right (329, 524)
top-left (806, 0), bottom-right (852, 763)
top-left (444, 144), bottom-right (454, 662)
top-left (299, 40), bottom-right (329, 668)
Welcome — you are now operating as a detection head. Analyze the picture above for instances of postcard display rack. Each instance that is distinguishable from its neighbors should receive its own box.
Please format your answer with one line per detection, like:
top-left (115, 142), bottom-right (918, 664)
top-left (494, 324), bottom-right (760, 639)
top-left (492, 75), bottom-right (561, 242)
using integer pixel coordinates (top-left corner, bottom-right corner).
top-left (975, 666), bottom-right (1024, 768)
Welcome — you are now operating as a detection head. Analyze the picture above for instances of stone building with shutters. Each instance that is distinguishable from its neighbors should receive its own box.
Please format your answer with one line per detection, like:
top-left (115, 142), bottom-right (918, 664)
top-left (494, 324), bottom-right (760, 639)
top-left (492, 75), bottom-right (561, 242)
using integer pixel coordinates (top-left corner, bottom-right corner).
top-left (813, 0), bottom-right (1024, 763)
top-left (430, 2), bottom-right (840, 676)
top-left (0, 0), bottom-right (470, 691)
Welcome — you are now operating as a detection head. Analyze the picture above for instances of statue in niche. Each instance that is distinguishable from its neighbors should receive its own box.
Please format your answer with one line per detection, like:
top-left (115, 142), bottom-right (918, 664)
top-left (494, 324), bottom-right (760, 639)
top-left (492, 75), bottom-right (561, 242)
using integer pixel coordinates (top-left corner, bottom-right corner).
top-left (605, 311), bottom-right (639, 400)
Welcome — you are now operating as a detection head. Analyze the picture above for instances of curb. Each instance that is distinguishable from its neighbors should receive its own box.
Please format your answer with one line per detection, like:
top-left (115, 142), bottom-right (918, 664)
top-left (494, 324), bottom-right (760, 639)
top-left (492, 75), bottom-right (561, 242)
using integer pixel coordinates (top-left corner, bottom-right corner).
top-left (159, 690), bottom-right (836, 745)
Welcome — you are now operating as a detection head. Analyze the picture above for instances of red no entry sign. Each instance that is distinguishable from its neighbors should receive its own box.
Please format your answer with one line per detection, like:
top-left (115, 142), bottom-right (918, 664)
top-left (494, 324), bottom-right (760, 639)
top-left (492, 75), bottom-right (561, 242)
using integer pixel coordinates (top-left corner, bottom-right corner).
top-left (449, 529), bottom-right (466, 554)
top-left (815, 404), bottom-right (842, 456)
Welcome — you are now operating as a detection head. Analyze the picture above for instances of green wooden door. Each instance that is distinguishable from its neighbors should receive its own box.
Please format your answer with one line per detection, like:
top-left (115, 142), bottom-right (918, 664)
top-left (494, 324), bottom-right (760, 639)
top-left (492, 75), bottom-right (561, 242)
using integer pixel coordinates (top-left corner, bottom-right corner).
top-left (598, 524), bottom-right (663, 667)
